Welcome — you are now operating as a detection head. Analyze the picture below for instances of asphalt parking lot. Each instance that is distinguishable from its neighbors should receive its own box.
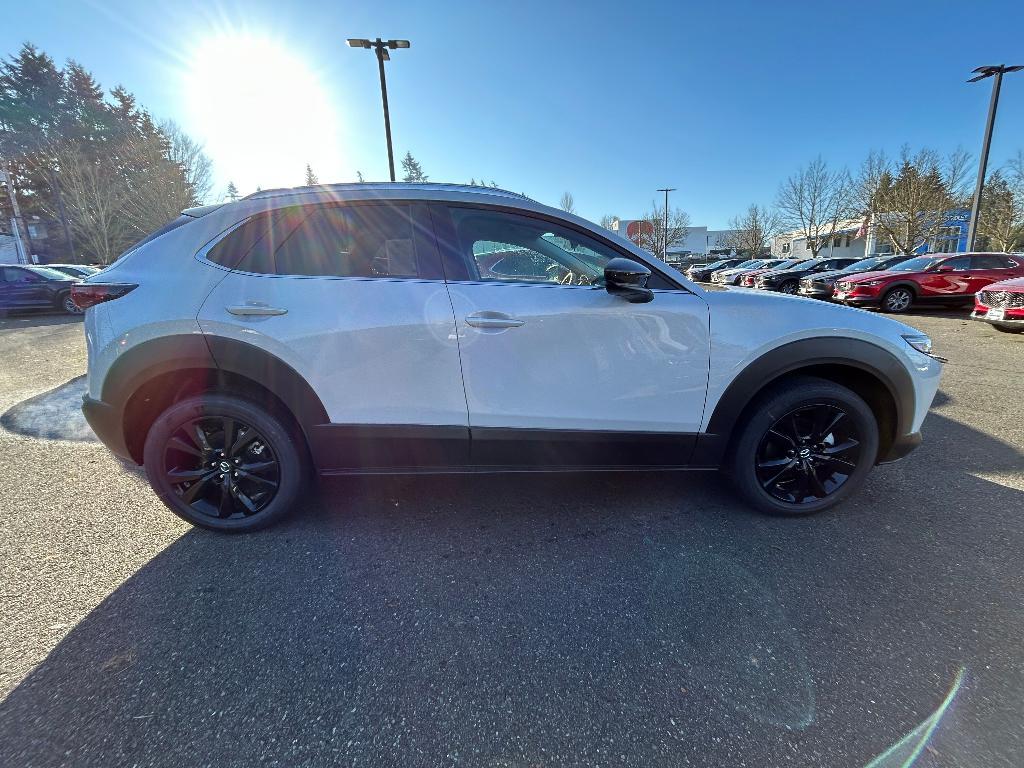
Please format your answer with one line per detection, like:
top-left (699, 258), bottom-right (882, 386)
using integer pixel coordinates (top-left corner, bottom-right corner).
top-left (0, 308), bottom-right (1022, 768)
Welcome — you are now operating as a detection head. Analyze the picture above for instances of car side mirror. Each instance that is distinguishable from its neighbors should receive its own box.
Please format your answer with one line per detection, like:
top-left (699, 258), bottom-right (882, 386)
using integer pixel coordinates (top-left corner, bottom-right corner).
top-left (604, 258), bottom-right (654, 303)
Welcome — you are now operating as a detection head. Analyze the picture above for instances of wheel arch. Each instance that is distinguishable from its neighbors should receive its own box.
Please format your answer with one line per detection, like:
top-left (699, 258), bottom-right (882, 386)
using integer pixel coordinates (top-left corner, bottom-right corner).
top-left (103, 335), bottom-right (328, 464)
top-left (693, 338), bottom-right (914, 467)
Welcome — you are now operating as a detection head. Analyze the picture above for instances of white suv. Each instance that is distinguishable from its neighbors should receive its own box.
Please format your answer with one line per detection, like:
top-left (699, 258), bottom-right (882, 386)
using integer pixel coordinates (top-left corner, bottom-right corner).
top-left (74, 183), bottom-right (942, 532)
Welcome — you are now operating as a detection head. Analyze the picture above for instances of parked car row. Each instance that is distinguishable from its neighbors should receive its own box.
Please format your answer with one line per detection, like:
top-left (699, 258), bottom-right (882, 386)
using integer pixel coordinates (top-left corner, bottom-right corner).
top-left (684, 252), bottom-right (1024, 331)
top-left (0, 263), bottom-right (101, 316)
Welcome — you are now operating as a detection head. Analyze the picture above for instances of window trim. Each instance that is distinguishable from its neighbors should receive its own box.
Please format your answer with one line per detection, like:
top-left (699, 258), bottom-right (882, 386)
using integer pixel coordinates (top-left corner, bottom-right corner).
top-left (429, 201), bottom-right (688, 293)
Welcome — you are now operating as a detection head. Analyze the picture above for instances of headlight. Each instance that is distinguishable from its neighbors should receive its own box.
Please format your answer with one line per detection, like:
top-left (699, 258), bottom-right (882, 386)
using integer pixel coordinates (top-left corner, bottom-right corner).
top-left (859, 280), bottom-right (883, 286)
top-left (902, 333), bottom-right (945, 361)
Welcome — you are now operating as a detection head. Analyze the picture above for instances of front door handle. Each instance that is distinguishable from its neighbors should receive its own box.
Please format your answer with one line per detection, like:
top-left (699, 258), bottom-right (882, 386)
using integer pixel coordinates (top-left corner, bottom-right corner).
top-left (465, 311), bottom-right (526, 329)
top-left (226, 303), bottom-right (288, 316)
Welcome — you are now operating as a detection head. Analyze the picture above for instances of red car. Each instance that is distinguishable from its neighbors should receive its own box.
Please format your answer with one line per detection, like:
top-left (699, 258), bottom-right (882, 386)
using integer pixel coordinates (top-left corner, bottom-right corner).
top-left (833, 252), bottom-right (1024, 313)
top-left (972, 275), bottom-right (1024, 333)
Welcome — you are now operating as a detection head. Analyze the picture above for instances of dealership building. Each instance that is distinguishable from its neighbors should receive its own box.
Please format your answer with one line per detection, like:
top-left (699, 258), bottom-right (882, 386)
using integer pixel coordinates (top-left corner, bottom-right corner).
top-left (608, 219), bottom-right (739, 261)
top-left (772, 210), bottom-right (972, 261)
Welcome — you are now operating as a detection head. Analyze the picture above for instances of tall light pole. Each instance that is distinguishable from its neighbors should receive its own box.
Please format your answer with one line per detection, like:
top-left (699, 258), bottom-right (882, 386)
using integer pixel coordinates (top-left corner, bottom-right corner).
top-left (965, 64), bottom-right (1022, 252)
top-left (656, 187), bottom-right (676, 258)
top-left (346, 38), bottom-right (411, 182)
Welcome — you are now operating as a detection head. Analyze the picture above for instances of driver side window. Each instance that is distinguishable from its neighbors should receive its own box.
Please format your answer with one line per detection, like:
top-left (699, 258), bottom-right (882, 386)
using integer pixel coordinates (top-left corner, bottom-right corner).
top-left (450, 208), bottom-right (614, 286)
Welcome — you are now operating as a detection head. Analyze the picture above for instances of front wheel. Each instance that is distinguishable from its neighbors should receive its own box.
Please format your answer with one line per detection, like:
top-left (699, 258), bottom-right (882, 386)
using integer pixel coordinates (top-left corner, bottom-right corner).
top-left (143, 394), bottom-right (307, 532)
top-left (881, 287), bottom-right (914, 313)
top-left (728, 376), bottom-right (879, 516)
top-left (779, 280), bottom-right (799, 294)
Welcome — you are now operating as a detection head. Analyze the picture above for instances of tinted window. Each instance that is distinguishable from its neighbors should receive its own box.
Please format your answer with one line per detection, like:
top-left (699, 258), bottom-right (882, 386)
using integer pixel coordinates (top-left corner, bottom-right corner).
top-left (3, 267), bottom-right (43, 283)
top-left (942, 256), bottom-right (970, 271)
top-left (973, 254), bottom-right (1011, 270)
top-left (207, 214), bottom-right (281, 270)
top-left (450, 208), bottom-right (616, 286)
top-left (273, 205), bottom-right (421, 278)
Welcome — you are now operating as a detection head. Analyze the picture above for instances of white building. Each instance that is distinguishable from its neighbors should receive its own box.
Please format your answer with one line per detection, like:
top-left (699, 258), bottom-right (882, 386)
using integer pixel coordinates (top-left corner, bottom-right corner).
top-left (608, 219), bottom-right (738, 261)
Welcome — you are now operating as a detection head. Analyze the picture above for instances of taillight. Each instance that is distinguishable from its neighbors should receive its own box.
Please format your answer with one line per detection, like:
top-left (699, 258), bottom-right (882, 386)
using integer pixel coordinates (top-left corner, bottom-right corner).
top-left (70, 283), bottom-right (137, 310)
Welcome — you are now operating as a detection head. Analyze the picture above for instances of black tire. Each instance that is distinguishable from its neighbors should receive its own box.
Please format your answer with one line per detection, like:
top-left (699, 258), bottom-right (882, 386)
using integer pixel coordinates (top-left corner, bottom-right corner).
top-left (880, 286), bottom-right (914, 314)
top-left (728, 376), bottom-right (880, 516)
top-left (779, 280), bottom-right (799, 294)
top-left (143, 393), bottom-right (307, 532)
top-left (58, 292), bottom-right (82, 315)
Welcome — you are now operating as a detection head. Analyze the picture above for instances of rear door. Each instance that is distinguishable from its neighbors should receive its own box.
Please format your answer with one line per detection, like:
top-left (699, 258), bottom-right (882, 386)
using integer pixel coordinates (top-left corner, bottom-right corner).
top-left (2, 267), bottom-right (47, 307)
top-left (197, 201), bottom-right (469, 469)
top-left (970, 254), bottom-right (1024, 291)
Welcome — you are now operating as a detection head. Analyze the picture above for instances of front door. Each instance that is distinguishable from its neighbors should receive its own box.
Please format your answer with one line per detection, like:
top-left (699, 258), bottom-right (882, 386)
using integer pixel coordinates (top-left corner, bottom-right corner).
top-left (435, 205), bottom-right (710, 467)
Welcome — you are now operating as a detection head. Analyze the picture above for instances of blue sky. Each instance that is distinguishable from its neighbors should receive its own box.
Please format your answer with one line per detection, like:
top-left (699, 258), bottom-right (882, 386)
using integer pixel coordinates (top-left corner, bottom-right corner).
top-left (3, 0), bottom-right (1022, 227)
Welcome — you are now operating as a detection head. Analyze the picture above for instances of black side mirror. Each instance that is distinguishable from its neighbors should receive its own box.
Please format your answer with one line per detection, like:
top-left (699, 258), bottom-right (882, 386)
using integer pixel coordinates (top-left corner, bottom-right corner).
top-left (604, 257), bottom-right (654, 303)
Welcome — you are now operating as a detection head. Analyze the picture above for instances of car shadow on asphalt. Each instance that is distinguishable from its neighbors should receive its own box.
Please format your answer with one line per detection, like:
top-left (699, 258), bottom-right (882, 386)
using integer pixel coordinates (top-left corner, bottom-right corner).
top-left (1, 410), bottom-right (1022, 767)
top-left (0, 312), bottom-right (82, 331)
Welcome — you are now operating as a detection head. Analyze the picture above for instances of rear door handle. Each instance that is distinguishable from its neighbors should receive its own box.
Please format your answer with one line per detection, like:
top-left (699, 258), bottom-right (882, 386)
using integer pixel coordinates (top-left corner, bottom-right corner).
top-left (226, 303), bottom-right (288, 317)
top-left (465, 311), bottom-right (526, 329)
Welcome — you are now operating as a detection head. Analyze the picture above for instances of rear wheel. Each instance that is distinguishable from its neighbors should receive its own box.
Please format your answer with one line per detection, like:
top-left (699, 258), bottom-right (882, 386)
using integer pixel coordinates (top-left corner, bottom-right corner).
top-left (779, 280), bottom-right (799, 294)
top-left (59, 292), bottom-right (82, 315)
top-left (728, 376), bottom-right (879, 516)
top-left (143, 394), bottom-right (307, 532)
top-left (880, 286), bottom-right (914, 313)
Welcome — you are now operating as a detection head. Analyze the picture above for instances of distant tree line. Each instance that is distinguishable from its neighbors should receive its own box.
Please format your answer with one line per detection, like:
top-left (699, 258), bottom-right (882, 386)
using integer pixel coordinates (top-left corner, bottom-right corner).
top-left (0, 43), bottom-right (212, 263)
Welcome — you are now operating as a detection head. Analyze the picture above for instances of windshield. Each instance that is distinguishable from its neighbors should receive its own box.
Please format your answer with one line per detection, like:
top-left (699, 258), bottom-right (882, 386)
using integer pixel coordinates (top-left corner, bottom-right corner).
top-left (889, 256), bottom-right (945, 272)
top-left (26, 266), bottom-right (72, 280)
top-left (843, 257), bottom-right (883, 271)
top-left (734, 260), bottom-right (762, 269)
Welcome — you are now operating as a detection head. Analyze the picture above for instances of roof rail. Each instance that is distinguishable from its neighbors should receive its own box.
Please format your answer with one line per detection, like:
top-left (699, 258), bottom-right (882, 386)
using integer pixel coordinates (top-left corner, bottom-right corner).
top-left (242, 181), bottom-right (533, 203)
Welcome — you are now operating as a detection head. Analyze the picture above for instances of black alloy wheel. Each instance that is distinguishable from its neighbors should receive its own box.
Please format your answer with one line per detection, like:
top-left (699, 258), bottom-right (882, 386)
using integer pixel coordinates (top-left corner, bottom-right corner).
top-left (144, 394), bottom-right (306, 532)
top-left (755, 404), bottom-right (860, 505)
top-left (729, 376), bottom-right (879, 516)
top-left (163, 416), bottom-right (281, 520)
top-left (779, 280), bottom-right (799, 294)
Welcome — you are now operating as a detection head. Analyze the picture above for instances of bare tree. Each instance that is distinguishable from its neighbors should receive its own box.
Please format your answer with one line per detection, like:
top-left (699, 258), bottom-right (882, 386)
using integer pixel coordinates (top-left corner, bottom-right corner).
top-left (870, 146), bottom-right (973, 254)
top-left (160, 120), bottom-right (213, 203)
top-left (976, 152), bottom-right (1024, 252)
top-left (724, 204), bottom-right (782, 258)
top-left (559, 191), bottom-right (576, 214)
top-left (776, 156), bottom-right (856, 258)
top-left (598, 214), bottom-right (618, 230)
top-left (51, 141), bottom-right (131, 264)
top-left (637, 202), bottom-right (691, 259)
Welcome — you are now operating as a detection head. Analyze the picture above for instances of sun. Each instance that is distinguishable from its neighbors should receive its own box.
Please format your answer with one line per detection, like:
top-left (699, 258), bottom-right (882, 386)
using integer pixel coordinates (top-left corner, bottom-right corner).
top-left (183, 33), bottom-right (341, 194)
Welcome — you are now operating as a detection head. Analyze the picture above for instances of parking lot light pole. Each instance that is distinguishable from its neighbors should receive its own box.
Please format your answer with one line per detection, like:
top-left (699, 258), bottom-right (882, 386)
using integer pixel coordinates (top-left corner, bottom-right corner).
top-left (346, 38), bottom-right (411, 183)
top-left (656, 187), bottom-right (676, 259)
top-left (965, 64), bottom-right (1022, 252)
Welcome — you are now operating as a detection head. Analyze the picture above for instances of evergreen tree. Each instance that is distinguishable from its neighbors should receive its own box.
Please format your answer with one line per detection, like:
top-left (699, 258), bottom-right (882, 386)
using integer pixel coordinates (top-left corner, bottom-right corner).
top-left (400, 151), bottom-right (427, 182)
top-left (225, 181), bottom-right (239, 201)
top-left (356, 170), bottom-right (364, 183)
top-left (304, 163), bottom-right (318, 186)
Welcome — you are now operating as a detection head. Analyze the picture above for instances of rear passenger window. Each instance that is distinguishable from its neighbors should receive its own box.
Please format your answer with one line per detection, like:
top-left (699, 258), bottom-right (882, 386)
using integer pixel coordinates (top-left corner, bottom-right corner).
top-left (273, 205), bottom-right (421, 278)
top-left (973, 254), bottom-right (1011, 270)
top-left (208, 204), bottom-right (427, 278)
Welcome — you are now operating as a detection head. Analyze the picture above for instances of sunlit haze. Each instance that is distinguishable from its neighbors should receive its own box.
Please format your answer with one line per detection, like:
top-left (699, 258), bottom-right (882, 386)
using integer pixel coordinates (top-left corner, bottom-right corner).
top-left (183, 33), bottom-right (343, 194)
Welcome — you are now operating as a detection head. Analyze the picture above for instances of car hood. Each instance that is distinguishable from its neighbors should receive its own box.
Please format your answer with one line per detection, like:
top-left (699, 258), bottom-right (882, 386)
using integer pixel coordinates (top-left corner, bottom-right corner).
top-left (980, 276), bottom-right (1024, 291)
top-left (837, 270), bottom-right (904, 284)
top-left (804, 269), bottom-right (848, 282)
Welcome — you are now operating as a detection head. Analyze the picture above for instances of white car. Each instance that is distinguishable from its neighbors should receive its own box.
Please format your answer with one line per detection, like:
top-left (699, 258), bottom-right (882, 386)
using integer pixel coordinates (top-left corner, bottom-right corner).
top-left (75, 183), bottom-right (942, 532)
